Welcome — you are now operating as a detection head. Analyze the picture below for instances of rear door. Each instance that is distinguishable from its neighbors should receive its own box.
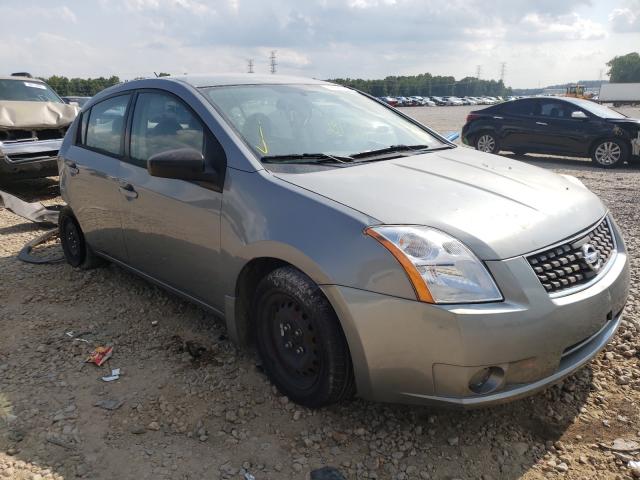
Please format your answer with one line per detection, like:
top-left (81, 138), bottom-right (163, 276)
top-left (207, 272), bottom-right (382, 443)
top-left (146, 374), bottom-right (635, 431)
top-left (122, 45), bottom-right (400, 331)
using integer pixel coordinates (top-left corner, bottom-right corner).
top-left (118, 90), bottom-right (227, 308)
top-left (61, 94), bottom-right (132, 261)
top-left (494, 99), bottom-right (536, 149)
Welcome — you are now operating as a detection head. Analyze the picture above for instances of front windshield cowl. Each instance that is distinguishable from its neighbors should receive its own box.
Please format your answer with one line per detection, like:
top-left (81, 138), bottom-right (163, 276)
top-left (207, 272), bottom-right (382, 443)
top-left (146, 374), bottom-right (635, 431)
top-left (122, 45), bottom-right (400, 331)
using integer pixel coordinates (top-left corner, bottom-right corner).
top-left (199, 83), bottom-right (445, 162)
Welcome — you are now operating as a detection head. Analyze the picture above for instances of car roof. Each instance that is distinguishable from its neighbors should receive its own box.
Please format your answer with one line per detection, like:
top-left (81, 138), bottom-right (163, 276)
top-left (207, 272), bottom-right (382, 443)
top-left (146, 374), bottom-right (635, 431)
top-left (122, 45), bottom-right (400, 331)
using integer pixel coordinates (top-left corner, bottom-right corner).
top-left (167, 74), bottom-right (331, 88)
top-left (0, 76), bottom-right (45, 82)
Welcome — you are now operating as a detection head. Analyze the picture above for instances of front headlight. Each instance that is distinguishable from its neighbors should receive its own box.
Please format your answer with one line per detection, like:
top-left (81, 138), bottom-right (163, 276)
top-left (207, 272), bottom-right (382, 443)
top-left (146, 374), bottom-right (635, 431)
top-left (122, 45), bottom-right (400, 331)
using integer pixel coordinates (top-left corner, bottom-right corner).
top-left (365, 226), bottom-right (503, 304)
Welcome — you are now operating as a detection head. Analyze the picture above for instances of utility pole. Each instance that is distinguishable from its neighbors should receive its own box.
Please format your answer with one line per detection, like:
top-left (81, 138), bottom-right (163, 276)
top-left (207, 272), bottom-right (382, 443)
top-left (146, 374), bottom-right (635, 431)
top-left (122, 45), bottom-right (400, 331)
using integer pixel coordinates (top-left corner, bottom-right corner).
top-left (499, 62), bottom-right (506, 84)
top-left (475, 65), bottom-right (482, 79)
top-left (247, 59), bottom-right (254, 73)
top-left (270, 51), bottom-right (277, 74)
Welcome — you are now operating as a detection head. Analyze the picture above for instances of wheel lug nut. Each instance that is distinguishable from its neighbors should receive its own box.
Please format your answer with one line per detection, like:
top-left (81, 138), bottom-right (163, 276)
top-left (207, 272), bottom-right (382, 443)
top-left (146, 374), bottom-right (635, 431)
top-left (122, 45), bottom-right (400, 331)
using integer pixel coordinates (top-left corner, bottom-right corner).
top-left (284, 341), bottom-right (293, 349)
top-left (294, 329), bottom-right (302, 337)
top-left (295, 346), bottom-right (305, 355)
top-left (283, 324), bottom-right (291, 332)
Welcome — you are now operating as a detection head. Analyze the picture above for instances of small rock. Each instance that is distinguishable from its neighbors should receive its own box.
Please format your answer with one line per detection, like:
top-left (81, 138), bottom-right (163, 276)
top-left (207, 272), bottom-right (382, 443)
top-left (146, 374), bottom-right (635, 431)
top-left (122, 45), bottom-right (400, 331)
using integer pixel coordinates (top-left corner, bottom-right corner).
top-left (447, 436), bottom-right (459, 446)
top-left (131, 426), bottom-right (146, 435)
top-left (147, 421), bottom-right (161, 431)
top-left (556, 462), bottom-right (569, 473)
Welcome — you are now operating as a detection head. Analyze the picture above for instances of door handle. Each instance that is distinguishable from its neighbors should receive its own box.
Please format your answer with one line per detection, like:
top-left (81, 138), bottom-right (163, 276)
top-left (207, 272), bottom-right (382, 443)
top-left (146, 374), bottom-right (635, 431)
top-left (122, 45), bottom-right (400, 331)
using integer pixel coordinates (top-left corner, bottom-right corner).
top-left (118, 181), bottom-right (138, 199)
top-left (536, 121), bottom-right (548, 126)
top-left (64, 160), bottom-right (79, 175)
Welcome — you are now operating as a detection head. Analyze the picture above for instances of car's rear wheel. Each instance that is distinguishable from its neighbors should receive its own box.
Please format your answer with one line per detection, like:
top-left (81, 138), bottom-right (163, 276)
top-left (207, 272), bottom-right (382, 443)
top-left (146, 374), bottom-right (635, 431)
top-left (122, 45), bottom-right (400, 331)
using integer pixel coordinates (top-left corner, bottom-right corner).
top-left (253, 266), bottom-right (355, 408)
top-left (58, 207), bottom-right (105, 269)
top-left (591, 138), bottom-right (629, 168)
top-left (475, 132), bottom-right (499, 154)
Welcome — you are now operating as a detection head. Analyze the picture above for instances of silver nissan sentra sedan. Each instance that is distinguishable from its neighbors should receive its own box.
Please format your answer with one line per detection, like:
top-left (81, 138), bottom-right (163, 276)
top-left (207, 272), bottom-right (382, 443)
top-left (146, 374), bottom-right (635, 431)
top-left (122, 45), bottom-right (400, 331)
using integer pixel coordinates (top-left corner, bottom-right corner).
top-left (58, 74), bottom-right (630, 408)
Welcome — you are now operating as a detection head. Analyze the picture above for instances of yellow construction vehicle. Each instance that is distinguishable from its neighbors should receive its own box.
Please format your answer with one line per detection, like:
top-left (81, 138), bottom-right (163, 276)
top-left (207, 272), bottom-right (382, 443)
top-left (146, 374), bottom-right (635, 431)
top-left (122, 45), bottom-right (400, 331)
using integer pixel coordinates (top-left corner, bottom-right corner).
top-left (565, 84), bottom-right (593, 99)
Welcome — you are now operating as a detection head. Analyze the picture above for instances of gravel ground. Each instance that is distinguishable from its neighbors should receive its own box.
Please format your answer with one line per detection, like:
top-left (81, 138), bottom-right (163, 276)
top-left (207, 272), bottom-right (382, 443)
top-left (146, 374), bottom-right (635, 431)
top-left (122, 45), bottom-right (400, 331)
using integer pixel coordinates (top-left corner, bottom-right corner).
top-left (1, 106), bottom-right (639, 480)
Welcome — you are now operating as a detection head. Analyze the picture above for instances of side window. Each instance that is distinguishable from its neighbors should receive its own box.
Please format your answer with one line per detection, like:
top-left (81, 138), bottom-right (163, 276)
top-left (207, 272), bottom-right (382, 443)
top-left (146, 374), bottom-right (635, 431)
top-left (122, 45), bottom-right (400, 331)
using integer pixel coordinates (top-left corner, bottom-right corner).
top-left (537, 101), bottom-right (569, 119)
top-left (77, 110), bottom-right (89, 145)
top-left (85, 95), bottom-right (130, 156)
top-left (130, 92), bottom-right (204, 167)
top-left (502, 100), bottom-right (534, 116)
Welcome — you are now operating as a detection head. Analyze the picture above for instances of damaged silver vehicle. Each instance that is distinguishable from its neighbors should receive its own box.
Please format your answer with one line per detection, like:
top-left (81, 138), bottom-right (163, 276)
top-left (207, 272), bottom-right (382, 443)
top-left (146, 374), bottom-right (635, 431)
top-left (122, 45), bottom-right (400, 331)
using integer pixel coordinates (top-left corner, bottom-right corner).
top-left (0, 75), bottom-right (78, 180)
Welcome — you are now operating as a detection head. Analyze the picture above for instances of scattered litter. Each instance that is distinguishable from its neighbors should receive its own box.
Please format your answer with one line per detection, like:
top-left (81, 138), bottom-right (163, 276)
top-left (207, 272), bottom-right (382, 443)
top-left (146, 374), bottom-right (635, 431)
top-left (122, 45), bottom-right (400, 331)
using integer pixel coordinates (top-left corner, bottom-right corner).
top-left (151, 320), bottom-right (158, 327)
top-left (18, 228), bottom-right (65, 264)
top-left (244, 473), bottom-right (256, 480)
top-left (310, 467), bottom-right (346, 480)
top-left (66, 331), bottom-right (90, 343)
top-left (601, 438), bottom-right (640, 452)
top-left (86, 346), bottom-right (113, 366)
top-left (629, 460), bottom-right (640, 477)
top-left (45, 434), bottom-right (74, 450)
top-left (101, 368), bottom-right (121, 382)
top-left (94, 399), bottom-right (124, 411)
top-left (0, 189), bottom-right (61, 225)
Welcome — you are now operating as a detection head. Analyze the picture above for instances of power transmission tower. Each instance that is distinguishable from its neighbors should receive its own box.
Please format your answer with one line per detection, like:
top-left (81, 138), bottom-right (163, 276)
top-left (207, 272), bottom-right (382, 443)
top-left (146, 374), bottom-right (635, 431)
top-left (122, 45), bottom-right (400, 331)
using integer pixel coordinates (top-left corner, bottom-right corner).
top-left (499, 62), bottom-right (506, 83)
top-left (270, 51), bottom-right (277, 74)
top-left (475, 65), bottom-right (482, 79)
top-left (247, 59), bottom-right (254, 73)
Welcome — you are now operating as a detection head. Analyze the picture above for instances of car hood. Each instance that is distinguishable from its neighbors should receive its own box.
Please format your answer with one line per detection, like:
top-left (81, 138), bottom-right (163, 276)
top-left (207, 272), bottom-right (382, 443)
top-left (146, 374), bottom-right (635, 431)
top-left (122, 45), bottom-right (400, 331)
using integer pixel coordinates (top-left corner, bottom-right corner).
top-left (272, 147), bottom-right (607, 260)
top-left (0, 100), bottom-right (79, 130)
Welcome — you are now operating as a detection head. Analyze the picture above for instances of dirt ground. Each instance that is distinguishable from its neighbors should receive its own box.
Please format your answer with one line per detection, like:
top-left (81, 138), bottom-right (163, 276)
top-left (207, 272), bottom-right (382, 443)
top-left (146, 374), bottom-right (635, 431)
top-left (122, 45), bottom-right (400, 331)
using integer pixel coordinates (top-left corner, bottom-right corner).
top-left (1, 106), bottom-right (639, 480)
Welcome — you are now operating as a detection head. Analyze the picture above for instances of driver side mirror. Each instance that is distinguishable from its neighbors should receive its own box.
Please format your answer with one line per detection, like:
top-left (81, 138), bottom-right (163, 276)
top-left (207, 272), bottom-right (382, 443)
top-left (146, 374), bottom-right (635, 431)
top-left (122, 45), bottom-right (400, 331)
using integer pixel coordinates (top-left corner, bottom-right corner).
top-left (147, 148), bottom-right (208, 181)
top-left (571, 111), bottom-right (588, 120)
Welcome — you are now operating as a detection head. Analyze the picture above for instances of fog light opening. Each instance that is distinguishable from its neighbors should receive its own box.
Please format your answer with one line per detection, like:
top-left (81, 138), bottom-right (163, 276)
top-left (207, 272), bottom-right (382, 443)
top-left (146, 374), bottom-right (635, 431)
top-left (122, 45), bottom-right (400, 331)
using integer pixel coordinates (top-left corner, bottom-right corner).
top-left (468, 366), bottom-right (504, 395)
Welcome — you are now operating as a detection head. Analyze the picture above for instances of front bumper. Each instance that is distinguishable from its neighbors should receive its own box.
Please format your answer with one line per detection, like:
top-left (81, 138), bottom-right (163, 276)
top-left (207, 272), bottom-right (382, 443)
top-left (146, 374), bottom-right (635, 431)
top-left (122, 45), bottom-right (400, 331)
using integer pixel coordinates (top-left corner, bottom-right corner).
top-left (322, 223), bottom-right (630, 407)
top-left (0, 138), bottom-right (61, 178)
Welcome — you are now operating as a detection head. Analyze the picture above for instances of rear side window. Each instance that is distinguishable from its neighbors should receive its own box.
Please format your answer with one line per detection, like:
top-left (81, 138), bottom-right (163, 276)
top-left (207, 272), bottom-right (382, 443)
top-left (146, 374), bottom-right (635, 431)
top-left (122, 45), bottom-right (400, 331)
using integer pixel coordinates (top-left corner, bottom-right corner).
top-left (502, 100), bottom-right (534, 116)
top-left (130, 92), bottom-right (204, 167)
top-left (85, 95), bottom-right (131, 156)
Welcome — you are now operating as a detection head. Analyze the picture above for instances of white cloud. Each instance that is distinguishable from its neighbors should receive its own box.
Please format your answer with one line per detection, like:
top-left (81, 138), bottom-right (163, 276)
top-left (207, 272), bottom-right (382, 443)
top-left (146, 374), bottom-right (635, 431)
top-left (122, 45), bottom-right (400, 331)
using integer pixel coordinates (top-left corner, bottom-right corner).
top-left (609, 0), bottom-right (640, 32)
top-left (0, 0), bottom-right (631, 88)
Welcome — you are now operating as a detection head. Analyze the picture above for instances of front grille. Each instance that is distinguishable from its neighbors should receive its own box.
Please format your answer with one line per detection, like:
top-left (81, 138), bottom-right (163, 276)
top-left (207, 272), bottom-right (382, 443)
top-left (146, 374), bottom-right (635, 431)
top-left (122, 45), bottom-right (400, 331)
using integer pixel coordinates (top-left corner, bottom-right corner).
top-left (0, 127), bottom-right (67, 142)
top-left (527, 218), bottom-right (616, 294)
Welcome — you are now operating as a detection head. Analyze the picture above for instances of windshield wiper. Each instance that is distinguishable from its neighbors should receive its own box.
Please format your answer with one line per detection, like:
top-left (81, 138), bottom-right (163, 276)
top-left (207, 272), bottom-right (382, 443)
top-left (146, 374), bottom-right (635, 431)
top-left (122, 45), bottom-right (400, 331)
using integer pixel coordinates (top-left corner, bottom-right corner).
top-left (349, 144), bottom-right (432, 159)
top-left (261, 153), bottom-right (354, 164)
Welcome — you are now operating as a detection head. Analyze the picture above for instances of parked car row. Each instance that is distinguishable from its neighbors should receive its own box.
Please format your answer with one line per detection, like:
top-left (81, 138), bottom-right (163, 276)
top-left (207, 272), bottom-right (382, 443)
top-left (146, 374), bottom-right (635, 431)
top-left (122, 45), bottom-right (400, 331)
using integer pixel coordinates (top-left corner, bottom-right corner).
top-left (379, 95), bottom-right (523, 107)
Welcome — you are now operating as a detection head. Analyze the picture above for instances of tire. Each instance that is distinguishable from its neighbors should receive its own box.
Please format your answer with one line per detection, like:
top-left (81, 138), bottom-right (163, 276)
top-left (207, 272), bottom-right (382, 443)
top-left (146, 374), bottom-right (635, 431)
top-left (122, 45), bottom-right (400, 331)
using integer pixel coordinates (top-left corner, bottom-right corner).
top-left (591, 138), bottom-right (629, 168)
top-left (474, 132), bottom-right (500, 154)
top-left (253, 266), bottom-right (355, 408)
top-left (58, 207), bottom-right (105, 269)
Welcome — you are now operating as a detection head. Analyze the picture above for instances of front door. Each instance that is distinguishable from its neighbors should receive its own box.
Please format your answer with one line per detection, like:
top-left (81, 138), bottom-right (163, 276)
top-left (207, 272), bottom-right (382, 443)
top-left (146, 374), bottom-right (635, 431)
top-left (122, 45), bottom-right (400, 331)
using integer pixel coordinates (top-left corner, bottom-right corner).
top-left (118, 90), bottom-right (227, 309)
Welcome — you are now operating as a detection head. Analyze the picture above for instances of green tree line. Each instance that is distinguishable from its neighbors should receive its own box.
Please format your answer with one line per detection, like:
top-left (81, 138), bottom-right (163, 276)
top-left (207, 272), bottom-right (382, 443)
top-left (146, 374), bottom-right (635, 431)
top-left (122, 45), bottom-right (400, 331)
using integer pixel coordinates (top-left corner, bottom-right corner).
top-left (38, 75), bottom-right (121, 96)
top-left (328, 73), bottom-right (512, 97)
top-left (607, 52), bottom-right (640, 83)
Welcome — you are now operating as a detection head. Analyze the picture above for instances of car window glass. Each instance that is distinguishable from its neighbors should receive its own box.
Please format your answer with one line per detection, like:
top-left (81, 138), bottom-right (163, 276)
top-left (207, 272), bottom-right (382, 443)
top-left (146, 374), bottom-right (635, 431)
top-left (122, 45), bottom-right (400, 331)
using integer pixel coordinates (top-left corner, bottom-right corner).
top-left (0, 79), bottom-right (62, 103)
top-left (202, 84), bottom-right (443, 159)
top-left (85, 95), bottom-right (131, 156)
top-left (536, 101), bottom-right (570, 119)
top-left (502, 100), bottom-right (534, 116)
top-left (78, 111), bottom-right (89, 144)
top-left (130, 92), bottom-right (204, 166)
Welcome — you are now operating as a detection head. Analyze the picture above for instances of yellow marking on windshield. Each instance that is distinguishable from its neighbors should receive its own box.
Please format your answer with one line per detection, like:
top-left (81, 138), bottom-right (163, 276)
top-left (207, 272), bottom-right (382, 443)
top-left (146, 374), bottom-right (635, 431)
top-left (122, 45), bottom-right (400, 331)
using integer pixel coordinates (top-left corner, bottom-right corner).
top-left (256, 123), bottom-right (269, 155)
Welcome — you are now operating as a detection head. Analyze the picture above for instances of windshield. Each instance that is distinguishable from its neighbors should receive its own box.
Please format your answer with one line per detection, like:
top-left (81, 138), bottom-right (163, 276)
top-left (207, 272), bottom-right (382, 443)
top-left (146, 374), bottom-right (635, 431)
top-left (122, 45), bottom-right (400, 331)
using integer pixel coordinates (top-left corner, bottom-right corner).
top-left (200, 84), bottom-right (444, 160)
top-left (569, 99), bottom-right (626, 119)
top-left (0, 79), bottom-right (63, 103)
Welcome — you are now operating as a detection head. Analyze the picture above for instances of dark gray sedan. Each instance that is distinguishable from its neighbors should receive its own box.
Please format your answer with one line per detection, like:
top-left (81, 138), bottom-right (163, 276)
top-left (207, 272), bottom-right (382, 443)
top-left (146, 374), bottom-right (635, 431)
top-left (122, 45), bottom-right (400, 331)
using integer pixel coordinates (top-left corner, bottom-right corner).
top-left (58, 75), bottom-right (629, 407)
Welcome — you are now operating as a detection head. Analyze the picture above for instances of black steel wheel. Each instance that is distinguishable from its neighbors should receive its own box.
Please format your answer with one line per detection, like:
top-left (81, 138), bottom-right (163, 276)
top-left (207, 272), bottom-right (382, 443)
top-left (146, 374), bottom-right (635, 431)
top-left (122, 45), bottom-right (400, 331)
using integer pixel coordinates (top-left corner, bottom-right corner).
top-left (58, 207), bottom-right (105, 269)
top-left (254, 266), bottom-right (355, 408)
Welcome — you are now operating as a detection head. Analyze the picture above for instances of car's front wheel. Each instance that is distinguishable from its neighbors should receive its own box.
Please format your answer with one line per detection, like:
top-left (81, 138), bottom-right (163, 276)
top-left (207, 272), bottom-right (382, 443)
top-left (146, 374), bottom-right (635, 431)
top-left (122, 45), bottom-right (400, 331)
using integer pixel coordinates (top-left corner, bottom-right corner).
top-left (475, 132), bottom-right (500, 154)
top-left (591, 138), bottom-right (629, 168)
top-left (58, 207), bottom-right (105, 269)
top-left (253, 266), bottom-right (355, 408)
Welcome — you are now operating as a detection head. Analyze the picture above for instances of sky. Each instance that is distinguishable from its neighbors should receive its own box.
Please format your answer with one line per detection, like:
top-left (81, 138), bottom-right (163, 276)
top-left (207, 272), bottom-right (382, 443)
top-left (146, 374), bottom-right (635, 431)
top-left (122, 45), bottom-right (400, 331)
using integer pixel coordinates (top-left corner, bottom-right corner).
top-left (1, 0), bottom-right (639, 88)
